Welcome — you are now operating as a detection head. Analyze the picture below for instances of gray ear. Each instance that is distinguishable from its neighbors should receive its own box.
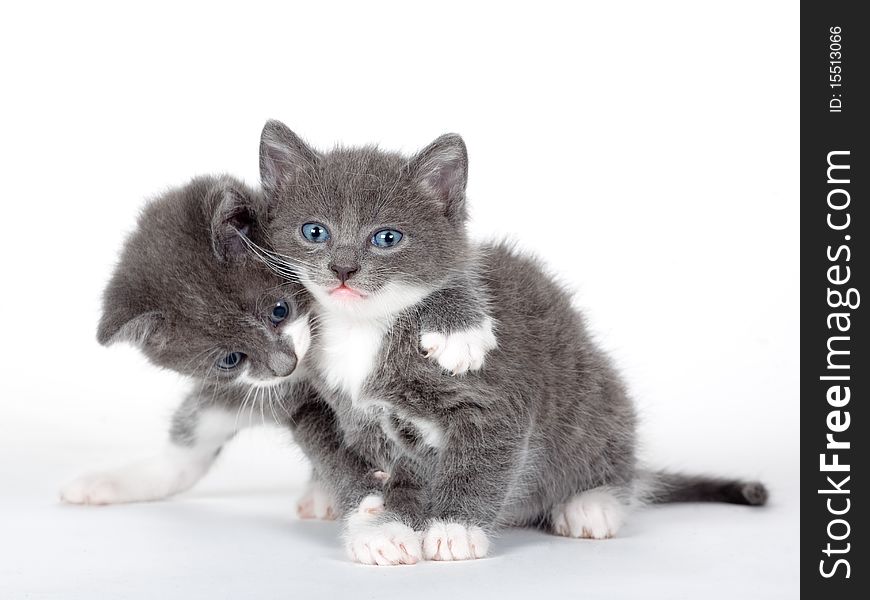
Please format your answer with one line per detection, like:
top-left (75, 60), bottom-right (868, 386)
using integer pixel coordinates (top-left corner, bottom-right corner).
top-left (259, 120), bottom-right (320, 194)
top-left (97, 309), bottom-right (163, 347)
top-left (97, 269), bottom-right (165, 347)
top-left (409, 133), bottom-right (468, 224)
top-left (210, 181), bottom-right (261, 261)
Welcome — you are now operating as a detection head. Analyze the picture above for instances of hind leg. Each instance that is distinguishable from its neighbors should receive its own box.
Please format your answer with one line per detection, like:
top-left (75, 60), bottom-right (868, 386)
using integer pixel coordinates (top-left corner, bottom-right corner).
top-left (549, 486), bottom-right (629, 540)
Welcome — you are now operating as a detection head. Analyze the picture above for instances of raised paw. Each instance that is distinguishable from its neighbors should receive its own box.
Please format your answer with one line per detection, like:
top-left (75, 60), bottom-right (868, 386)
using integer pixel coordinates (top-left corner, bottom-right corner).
top-left (296, 480), bottom-right (337, 520)
top-left (420, 318), bottom-right (497, 375)
top-left (550, 487), bottom-right (627, 539)
top-left (422, 521), bottom-right (490, 561)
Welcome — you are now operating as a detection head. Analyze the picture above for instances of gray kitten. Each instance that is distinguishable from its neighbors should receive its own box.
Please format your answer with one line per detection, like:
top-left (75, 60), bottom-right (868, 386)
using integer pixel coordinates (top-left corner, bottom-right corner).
top-left (60, 176), bottom-right (374, 514)
top-left (252, 121), bottom-right (768, 565)
top-left (61, 174), bottom-right (491, 517)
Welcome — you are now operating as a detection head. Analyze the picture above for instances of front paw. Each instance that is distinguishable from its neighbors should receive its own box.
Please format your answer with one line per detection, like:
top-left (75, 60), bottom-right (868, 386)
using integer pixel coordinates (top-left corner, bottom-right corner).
top-left (343, 495), bottom-right (421, 566)
top-left (296, 480), bottom-right (336, 520)
top-left (422, 520), bottom-right (490, 561)
top-left (420, 318), bottom-right (497, 375)
top-left (60, 474), bottom-right (124, 505)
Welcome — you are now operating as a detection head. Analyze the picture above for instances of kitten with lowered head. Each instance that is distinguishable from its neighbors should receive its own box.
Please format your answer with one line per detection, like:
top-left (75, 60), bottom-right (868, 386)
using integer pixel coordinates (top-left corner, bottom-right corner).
top-left (61, 174), bottom-right (353, 511)
top-left (252, 121), bottom-right (769, 565)
top-left (61, 174), bottom-right (493, 516)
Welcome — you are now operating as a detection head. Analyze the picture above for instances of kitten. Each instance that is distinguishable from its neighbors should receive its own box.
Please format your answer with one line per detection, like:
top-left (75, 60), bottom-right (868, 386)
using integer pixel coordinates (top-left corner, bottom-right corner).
top-left (61, 174), bottom-right (493, 518)
top-left (61, 175), bottom-right (335, 510)
top-left (253, 121), bottom-right (768, 565)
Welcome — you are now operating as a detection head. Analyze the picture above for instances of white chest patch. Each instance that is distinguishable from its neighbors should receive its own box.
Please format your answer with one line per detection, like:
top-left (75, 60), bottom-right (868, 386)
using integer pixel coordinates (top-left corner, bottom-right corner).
top-left (316, 312), bottom-right (387, 401)
top-left (306, 280), bottom-right (432, 404)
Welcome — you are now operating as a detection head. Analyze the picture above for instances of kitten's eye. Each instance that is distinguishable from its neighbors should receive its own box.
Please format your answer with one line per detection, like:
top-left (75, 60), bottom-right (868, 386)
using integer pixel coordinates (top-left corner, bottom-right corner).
top-left (371, 229), bottom-right (403, 248)
top-left (301, 222), bottom-right (330, 243)
top-left (270, 300), bottom-right (290, 324)
top-left (216, 352), bottom-right (246, 370)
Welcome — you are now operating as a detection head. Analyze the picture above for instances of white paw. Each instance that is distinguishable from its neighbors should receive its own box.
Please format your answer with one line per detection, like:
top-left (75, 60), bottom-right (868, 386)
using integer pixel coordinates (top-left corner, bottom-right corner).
top-left (59, 450), bottom-right (211, 505)
top-left (422, 521), bottom-right (490, 561)
top-left (344, 495), bottom-right (420, 566)
top-left (550, 488), bottom-right (627, 539)
top-left (420, 318), bottom-right (497, 375)
top-left (60, 474), bottom-right (125, 505)
top-left (296, 480), bottom-right (337, 520)
top-left (356, 493), bottom-right (386, 516)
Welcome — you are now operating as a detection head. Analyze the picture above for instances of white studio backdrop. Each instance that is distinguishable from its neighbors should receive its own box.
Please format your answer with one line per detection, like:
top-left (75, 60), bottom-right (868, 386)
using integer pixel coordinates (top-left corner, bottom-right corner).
top-left (0, 2), bottom-right (798, 598)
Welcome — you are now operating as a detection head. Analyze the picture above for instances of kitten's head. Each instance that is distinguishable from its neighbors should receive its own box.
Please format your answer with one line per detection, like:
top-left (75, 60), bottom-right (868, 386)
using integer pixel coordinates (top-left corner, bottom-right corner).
top-left (97, 175), bottom-right (311, 387)
top-left (257, 120), bottom-right (471, 318)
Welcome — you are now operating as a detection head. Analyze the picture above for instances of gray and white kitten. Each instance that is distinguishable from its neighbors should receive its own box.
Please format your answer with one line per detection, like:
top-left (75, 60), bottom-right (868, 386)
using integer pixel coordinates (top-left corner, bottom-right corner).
top-left (60, 175), bottom-right (490, 514)
top-left (60, 175), bottom-right (341, 511)
top-left (254, 121), bottom-right (768, 565)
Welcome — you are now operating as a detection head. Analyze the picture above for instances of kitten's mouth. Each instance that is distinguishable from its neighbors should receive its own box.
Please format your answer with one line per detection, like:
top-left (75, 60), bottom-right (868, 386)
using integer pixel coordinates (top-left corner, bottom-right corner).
top-left (329, 284), bottom-right (367, 300)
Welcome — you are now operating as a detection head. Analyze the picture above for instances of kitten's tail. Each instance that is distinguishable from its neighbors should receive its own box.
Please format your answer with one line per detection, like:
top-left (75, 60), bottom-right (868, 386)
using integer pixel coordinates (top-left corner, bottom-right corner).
top-left (638, 470), bottom-right (768, 506)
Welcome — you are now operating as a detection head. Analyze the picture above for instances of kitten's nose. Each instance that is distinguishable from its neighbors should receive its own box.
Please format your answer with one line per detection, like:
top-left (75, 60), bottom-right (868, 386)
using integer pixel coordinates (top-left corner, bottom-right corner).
top-left (329, 263), bottom-right (358, 283)
top-left (268, 353), bottom-right (297, 378)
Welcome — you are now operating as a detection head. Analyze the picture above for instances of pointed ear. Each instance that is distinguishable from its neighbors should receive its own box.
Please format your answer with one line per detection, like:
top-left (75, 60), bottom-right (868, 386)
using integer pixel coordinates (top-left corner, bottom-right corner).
top-left (408, 133), bottom-right (468, 224)
top-left (259, 120), bottom-right (320, 194)
top-left (97, 308), bottom-right (164, 347)
top-left (210, 180), bottom-right (263, 261)
top-left (97, 267), bottom-right (165, 347)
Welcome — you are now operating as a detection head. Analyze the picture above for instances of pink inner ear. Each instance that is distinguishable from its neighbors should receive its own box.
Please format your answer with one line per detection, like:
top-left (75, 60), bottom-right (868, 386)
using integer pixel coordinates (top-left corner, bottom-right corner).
top-left (427, 167), bottom-right (452, 199)
top-left (259, 121), bottom-right (320, 191)
top-left (417, 149), bottom-right (467, 224)
top-left (422, 155), bottom-right (462, 199)
top-left (412, 134), bottom-right (467, 215)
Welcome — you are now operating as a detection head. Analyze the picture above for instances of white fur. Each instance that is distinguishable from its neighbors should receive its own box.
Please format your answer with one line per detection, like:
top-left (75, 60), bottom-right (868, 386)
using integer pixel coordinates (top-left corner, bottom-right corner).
top-left (409, 415), bottom-right (444, 448)
top-left (296, 479), bottom-right (336, 520)
top-left (379, 411), bottom-right (444, 449)
top-left (550, 487), bottom-right (627, 539)
top-left (422, 521), bottom-right (490, 561)
top-left (306, 278), bottom-right (432, 323)
top-left (307, 280), bottom-right (431, 403)
top-left (356, 493), bottom-right (386, 515)
top-left (60, 409), bottom-right (237, 505)
top-left (283, 313), bottom-right (312, 360)
top-left (420, 317), bottom-right (497, 375)
top-left (344, 494), bottom-right (422, 566)
top-left (235, 317), bottom-right (310, 388)
top-left (317, 312), bottom-right (386, 401)
top-left (236, 369), bottom-right (293, 388)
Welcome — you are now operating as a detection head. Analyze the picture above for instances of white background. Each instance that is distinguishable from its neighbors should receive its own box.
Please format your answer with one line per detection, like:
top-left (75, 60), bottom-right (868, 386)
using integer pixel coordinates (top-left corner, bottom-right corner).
top-left (0, 2), bottom-right (798, 599)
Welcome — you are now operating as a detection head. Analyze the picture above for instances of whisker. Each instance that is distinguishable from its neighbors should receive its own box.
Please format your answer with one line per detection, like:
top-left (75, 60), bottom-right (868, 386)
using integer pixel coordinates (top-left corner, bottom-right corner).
top-left (233, 228), bottom-right (320, 270)
top-left (235, 383), bottom-right (257, 431)
top-left (258, 386), bottom-right (266, 426)
top-left (267, 387), bottom-right (280, 425)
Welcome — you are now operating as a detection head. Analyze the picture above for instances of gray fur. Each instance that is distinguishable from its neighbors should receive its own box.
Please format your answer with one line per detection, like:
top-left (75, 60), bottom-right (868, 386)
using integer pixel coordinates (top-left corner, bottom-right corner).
top-left (97, 175), bottom-right (385, 508)
top-left (97, 173), bottom-right (490, 513)
top-left (256, 121), bottom-right (768, 539)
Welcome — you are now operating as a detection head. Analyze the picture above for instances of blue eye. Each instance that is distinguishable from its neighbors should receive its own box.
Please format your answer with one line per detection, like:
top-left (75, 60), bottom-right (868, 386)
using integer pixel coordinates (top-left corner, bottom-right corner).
top-left (371, 229), bottom-right (403, 248)
top-left (216, 352), bottom-right (246, 370)
top-left (270, 300), bottom-right (290, 324)
top-left (301, 223), bottom-right (330, 243)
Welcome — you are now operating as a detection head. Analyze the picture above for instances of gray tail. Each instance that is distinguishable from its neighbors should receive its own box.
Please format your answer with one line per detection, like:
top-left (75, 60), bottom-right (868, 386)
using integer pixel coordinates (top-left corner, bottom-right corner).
top-left (642, 470), bottom-right (768, 506)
